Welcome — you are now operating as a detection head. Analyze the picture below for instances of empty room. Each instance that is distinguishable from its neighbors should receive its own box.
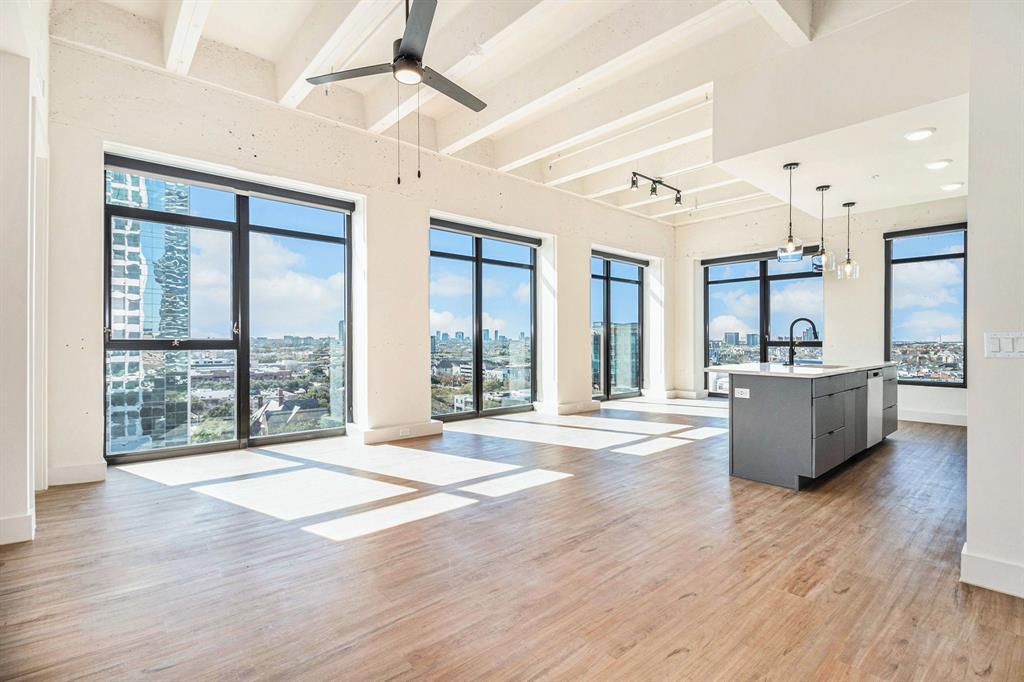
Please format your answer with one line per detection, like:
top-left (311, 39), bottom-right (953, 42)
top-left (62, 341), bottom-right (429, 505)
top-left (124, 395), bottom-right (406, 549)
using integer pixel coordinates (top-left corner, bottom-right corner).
top-left (2, 0), bottom-right (1023, 679)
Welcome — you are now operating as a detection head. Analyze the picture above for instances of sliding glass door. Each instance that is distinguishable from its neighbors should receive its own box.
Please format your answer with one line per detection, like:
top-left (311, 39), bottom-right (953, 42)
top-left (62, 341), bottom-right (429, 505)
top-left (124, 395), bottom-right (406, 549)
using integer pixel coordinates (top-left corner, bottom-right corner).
top-left (103, 155), bottom-right (351, 462)
top-left (591, 252), bottom-right (645, 400)
top-left (429, 221), bottom-right (537, 419)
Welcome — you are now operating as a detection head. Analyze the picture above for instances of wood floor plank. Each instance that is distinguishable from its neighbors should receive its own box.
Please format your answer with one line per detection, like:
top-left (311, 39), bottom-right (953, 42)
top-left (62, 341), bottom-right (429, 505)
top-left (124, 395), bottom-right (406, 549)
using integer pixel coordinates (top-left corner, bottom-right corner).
top-left (1, 408), bottom-right (1021, 681)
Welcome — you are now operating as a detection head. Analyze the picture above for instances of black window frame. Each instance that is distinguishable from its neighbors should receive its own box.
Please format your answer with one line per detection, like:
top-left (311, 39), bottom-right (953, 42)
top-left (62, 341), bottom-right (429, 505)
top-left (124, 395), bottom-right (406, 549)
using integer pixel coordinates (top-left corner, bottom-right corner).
top-left (703, 246), bottom-right (822, 397)
top-left (103, 154), bottom-right (354, 464)
top-left (884, 223), bottom-right (967, 389)
top-left (591, 250), bottom-right (647, 401)
top-left (428, 219), bottom-right (539, 421)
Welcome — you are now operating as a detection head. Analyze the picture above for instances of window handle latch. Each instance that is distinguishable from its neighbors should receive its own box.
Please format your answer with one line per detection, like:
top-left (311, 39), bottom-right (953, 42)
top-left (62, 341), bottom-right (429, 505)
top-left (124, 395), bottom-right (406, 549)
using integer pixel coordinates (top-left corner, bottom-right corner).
top-left (232, 322), bottom-right (240, 336)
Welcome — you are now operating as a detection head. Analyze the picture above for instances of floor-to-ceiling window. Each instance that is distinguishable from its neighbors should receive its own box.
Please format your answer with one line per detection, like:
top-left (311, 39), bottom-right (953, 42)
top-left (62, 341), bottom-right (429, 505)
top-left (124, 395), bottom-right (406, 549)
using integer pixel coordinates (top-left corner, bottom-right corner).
top-left (884, 224), bottom-right (966, 386)
top-left (104, 155), bottom-right (351, 462)
top-left (429, 220), bottom-right (537, 419)
top-left (703, 247), bottom-right (823, 396)
top-left (591, 251), bottom-right (645, 400)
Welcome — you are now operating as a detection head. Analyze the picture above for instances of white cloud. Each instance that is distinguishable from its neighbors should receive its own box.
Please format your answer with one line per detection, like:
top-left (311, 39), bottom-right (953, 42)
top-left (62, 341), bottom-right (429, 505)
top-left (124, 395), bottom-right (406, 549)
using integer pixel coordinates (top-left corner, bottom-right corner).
top-left (430, 272), bottom-right (472, 297)
top-left (429, 309), bottom-right (506, 336)
top-left (710, 287), bottom-right (757, 319)
top-left (247, 235), bottom-right (344, 338)
top-left (897, 310), bottom-right (962, 341)
top-left (770, 279), bottom-right (822, 318)
top-left (189, 228), bottom-right (232, 338)
top-left (482, 277), bottom-right (506, 297)
top-left (891, 260), bottom-right (962, 310)
top-left (709, 314), bottom-right (756, 341)
top-left (513, 282), bottom-right (531, 304)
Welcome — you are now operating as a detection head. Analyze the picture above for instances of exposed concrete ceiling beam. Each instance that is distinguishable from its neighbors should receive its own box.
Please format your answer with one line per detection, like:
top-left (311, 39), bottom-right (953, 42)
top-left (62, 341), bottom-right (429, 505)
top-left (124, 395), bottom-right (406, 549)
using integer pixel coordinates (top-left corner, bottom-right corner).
top-left (162, 0), bottom-right (211, 74)
top-left (363, 0), bottom-right (552, 134)
top-left (751, 0), bottom-right (812, 46)
top-left (672, 194), bottom-right (782, 224)
top-left (542, 103), bottom-right (712, 187)
top-left (648, 186), bottom-right (764, 219)
top-left (435, 0), bottom-right (736, 156)
top-left (580, 137), bottom-right (714, 199)
top-left (276, 0), bottom-right (400, 108)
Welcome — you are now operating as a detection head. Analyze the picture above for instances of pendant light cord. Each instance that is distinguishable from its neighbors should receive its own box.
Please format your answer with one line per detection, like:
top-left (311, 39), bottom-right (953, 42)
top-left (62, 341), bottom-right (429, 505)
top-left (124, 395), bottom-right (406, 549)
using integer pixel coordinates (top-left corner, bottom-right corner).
top-left (788, 166), bottom-right (794, 237)
top-left (846, 205), bottom-right (852, 258)
top-left (820, 190), bottom-right (825, 244)
top-left (417, 84), bottom-right (421, 179)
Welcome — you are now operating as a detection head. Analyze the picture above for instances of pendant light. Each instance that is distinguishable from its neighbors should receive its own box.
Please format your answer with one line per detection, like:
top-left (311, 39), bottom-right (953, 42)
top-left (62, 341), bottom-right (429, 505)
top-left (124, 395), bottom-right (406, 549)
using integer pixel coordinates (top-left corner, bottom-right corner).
top-left (837, 201), bottom-right (860, 280)
top-left (811, 185), bottom-right (836, 272)
top-left (777, 162), bottom-right (803, 262)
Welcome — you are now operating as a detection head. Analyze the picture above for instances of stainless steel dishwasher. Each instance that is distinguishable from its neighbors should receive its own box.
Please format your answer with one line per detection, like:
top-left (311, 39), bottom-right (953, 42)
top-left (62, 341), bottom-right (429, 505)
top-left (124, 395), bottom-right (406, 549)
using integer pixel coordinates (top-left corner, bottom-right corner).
top-left (866, 368), bottom-right (884, 447)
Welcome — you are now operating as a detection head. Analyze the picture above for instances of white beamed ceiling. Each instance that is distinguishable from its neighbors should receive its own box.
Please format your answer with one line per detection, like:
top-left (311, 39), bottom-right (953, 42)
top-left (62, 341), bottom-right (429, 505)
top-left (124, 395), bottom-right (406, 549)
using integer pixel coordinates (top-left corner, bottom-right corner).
top-left (60, 0), bottom-right (970, 226)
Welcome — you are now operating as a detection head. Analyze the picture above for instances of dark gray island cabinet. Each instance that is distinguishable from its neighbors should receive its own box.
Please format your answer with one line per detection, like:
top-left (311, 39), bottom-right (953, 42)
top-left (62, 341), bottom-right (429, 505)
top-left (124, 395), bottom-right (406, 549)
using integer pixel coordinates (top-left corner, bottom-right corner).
top-left (706, 363), bottom-right (898, 490)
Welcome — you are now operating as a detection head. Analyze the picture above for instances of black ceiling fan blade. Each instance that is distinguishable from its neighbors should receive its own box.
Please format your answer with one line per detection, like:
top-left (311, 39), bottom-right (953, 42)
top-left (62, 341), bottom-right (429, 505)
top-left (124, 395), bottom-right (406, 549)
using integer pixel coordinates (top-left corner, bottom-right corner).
top-left (398, 0), bottom-right (436, 61)
top-left (306, 63), bottom-right (392, 86)
top-left (423, 66), bottom-right (486, 112)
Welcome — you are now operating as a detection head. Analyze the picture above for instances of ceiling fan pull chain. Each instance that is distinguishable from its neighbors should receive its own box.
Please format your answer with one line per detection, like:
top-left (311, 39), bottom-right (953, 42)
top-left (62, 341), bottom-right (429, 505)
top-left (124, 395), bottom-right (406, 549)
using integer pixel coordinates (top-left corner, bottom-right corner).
top-left (396, 81), bottom-right (401, 185)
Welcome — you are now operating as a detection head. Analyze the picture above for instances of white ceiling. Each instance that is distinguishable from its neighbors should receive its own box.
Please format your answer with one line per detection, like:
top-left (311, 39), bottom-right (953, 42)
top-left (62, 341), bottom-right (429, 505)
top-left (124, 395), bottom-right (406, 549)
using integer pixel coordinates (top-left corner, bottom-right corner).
top-left (65, 0), bottom-right (969, 227)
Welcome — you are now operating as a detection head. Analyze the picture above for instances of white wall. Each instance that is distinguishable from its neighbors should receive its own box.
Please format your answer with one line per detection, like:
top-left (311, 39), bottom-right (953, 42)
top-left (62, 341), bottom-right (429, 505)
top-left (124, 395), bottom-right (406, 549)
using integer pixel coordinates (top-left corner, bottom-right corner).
top-left (960, 0), bottom-right (1024, 599)
top-left (44, 42), bottom-right (674, 482)
top-left (0, 1), bottom-right (50, 544)
top-left (674, 195), bottom-right (967, 425)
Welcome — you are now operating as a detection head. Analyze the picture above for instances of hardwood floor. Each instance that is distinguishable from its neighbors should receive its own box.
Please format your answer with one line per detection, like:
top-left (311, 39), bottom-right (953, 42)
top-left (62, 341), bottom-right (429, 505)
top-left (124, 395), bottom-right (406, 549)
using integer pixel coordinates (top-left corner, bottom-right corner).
top-left (2, 401), bottom-right (1022, 680)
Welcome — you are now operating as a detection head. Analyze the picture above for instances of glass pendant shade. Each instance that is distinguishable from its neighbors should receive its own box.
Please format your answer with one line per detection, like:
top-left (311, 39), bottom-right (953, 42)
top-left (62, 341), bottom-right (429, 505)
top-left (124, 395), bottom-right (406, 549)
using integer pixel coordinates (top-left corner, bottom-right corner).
top-left (777, 234), bottom-right (804, 262)
top-left (777, 162), bottom-right (803, 262)
top-left (837, 257), bottom-right (860, 280)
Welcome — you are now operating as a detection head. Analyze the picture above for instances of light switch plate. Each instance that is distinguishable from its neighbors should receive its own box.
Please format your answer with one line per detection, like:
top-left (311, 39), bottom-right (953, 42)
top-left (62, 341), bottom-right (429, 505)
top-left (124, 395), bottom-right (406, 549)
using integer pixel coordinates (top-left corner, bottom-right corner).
top-left (984, 332), bottom-right (1024, 358)
top-left (734, 387), bottom-right (750, 399)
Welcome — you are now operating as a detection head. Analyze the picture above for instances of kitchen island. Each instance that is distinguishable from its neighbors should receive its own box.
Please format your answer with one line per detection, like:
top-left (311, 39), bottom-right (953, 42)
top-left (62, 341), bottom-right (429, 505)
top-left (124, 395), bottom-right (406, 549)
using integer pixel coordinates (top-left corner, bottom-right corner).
top-left (707, 362), bottom-right (898, 490)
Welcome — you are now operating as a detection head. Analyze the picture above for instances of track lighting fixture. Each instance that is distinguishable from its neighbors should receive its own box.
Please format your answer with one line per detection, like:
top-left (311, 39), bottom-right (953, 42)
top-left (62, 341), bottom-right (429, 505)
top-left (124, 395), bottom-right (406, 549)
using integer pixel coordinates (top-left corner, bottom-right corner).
top-left (777, 162), bottom-right (803, 263)
top-left (628, 172), bottom-right (683, 205)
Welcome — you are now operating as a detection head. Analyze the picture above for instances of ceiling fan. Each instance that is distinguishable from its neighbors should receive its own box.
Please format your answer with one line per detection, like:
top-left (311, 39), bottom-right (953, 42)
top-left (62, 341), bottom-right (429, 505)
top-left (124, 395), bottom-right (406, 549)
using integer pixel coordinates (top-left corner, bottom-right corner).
top-left (306, 0), bottom-right (487, 112)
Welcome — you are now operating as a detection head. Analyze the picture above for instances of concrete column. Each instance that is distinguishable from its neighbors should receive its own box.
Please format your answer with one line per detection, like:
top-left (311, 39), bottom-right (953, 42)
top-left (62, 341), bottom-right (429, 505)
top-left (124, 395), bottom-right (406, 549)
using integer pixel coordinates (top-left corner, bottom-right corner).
top-left (961, 0), bottom-right (1024, 598)
top-left (347, 195), bottom-right (441, 443)
top-left (0, 52), bottom-right (35, 544)
top-left (534, 234), bottom-right (597, 414)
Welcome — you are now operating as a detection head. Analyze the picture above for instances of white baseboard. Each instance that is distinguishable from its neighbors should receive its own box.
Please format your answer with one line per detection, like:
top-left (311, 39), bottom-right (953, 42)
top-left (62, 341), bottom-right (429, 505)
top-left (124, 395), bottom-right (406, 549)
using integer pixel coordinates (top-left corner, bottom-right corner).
top-left (48, 462), bottom-right (107, 486)
top-left (899, 410), bottom-right (967, 426)
top-left (0, 510), bottom-right (35, 544)
top-left (961, 543), bottom-right (1024, 599)
top-left (347, 419), bottom-right (443, 444)
top-left (674, 389), bottom-right (709, 400)
top-left (533, 400), bottom-right (600, 415)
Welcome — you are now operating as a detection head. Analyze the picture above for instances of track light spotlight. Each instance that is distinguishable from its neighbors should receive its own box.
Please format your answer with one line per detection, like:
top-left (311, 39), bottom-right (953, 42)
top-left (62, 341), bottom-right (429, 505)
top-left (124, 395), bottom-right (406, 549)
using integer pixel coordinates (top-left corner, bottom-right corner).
top-left (674, 191), bottom-right (682, 206)
top-left (630, 174), bottom-right (638, 191)
top-left (650, 182), bottom-right (658, 196)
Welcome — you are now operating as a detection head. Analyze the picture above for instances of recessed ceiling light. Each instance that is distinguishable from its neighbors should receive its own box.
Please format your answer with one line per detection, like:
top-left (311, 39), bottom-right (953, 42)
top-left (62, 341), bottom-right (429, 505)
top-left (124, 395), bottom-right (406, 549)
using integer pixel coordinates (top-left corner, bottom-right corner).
top-left (926, 159), bottom-right (952, 170)
top-left (941, 182), bottom-right (964, 191)
top-left (904, 127), bottom-right (936, 141)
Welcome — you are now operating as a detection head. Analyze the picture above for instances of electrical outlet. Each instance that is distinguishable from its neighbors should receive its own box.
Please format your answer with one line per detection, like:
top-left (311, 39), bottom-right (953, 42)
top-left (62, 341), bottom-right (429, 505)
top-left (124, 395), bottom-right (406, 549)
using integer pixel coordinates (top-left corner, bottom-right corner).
top-left (734, 387), bottom-right (750, 399)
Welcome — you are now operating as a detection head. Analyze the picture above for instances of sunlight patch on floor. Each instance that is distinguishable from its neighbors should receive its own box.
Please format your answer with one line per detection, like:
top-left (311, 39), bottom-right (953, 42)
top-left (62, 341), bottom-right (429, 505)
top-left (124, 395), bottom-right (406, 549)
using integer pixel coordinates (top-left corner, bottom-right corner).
top-left (612, 437), bottom-right (694, 456)
top-left (302, 493), bottom-right (476, 542)
top-left (268, 443), bottom-right (520, 485)
top-left (118, 451), bottom-right (299, 486)
top-left (602, 399), bottom-right (728, 418)
top-left (192, 468), bottom-right (415, 521)
top-left (669, 426), bottom-right (728, 440)
top-left (494, 411), bottom-right (689, 435)
top-left (444, 418), bottom-right (644, 449)
top-left (458, 469), bottom-right (573, 497)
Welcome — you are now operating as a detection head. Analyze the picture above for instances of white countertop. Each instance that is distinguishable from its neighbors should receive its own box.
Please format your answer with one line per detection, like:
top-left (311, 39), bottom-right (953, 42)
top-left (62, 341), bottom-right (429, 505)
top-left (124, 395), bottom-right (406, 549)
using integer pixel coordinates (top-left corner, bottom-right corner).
top-left (704, 361), bottom-right (896, 379)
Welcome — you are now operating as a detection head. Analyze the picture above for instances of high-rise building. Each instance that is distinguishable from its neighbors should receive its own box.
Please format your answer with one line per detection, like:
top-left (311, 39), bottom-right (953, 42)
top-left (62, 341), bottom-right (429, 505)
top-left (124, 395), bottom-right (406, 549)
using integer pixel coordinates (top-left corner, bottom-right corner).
top-left (483, 329), bottom-right (490, 342)
top-left (724, 332), bottom-right (740, 345)
top-left (746, 333), bottom-right (759, 346)
top-left (442, 332), bottom-right (450, 341)
top-left (455, 331), bottom-right (464, 340)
